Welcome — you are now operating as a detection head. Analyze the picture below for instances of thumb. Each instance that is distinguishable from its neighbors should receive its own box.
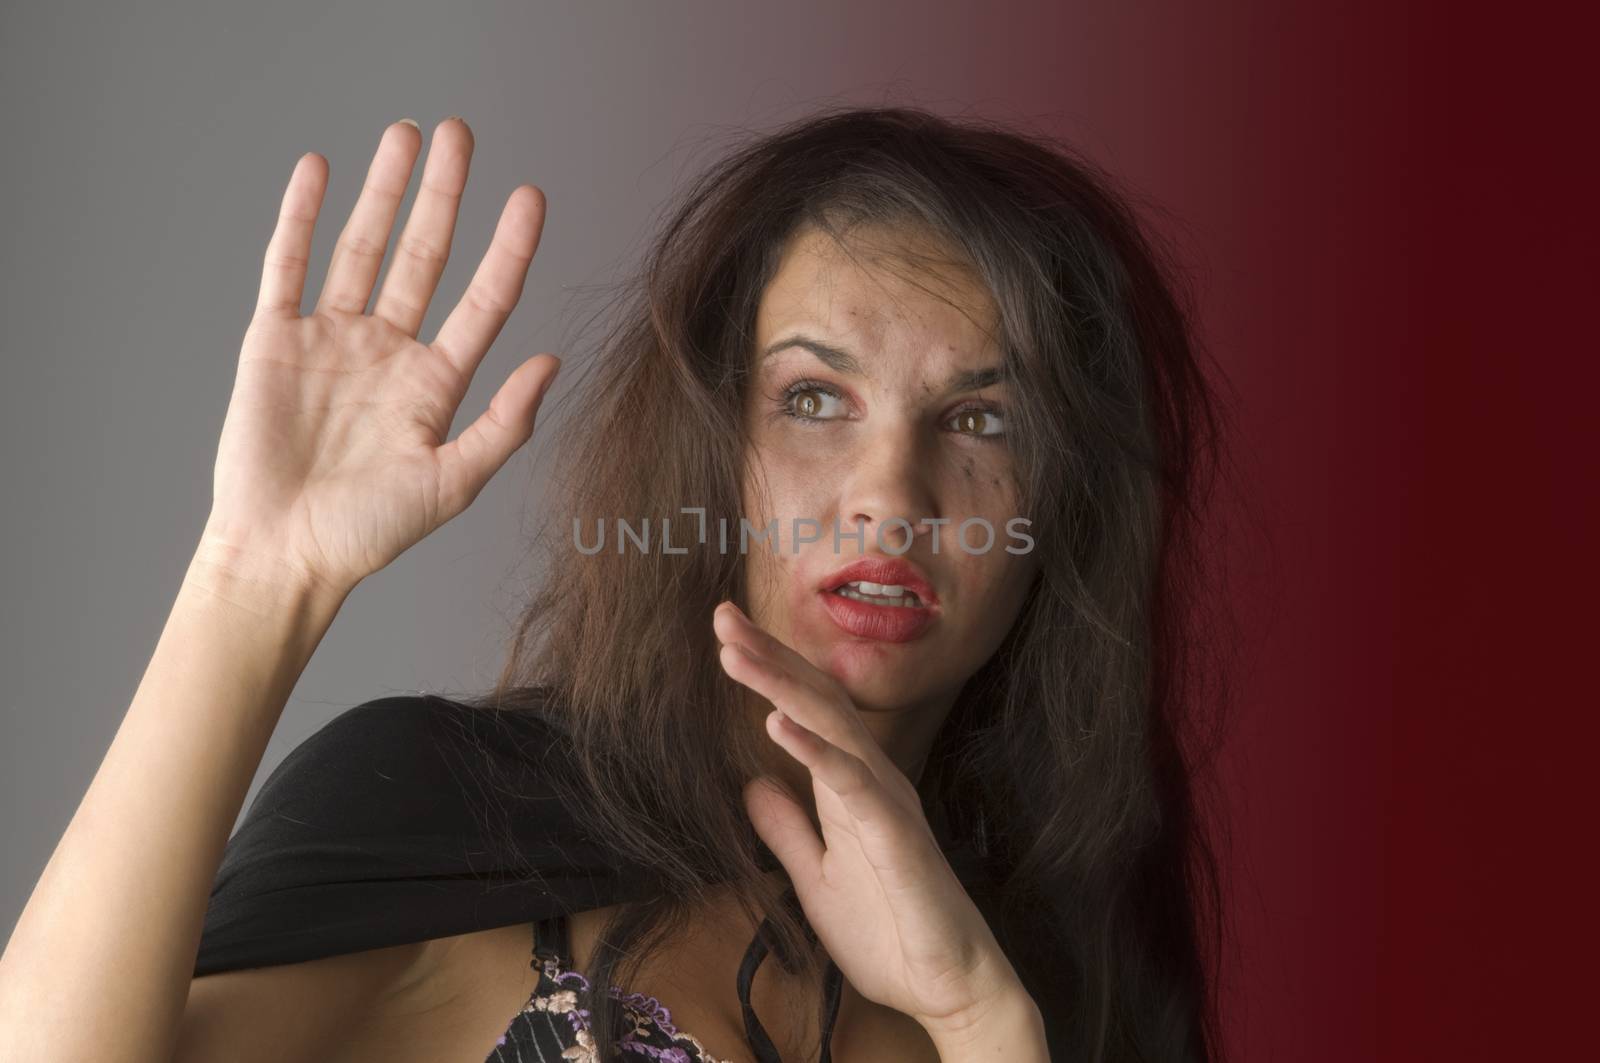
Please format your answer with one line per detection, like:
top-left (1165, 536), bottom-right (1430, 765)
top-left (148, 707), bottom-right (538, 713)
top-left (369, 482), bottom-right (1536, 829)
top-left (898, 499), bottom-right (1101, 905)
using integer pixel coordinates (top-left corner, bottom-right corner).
top-left (436, 354), bottom-right (561, 517)
top-left (744, 775), bottom-right (824, 893)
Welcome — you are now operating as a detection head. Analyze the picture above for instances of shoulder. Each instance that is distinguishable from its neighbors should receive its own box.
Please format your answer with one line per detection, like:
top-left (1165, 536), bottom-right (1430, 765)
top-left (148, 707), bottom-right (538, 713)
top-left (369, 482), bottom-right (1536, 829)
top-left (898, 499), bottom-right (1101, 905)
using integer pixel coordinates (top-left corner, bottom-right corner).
top-left (267, 690), bottom-right (568, 785)
top-left (196, 689), bottom-right (634, 978)
top-left (264, 690), bottom-right (571, 787)
top-left (231, 692), bottom-right (576, 862)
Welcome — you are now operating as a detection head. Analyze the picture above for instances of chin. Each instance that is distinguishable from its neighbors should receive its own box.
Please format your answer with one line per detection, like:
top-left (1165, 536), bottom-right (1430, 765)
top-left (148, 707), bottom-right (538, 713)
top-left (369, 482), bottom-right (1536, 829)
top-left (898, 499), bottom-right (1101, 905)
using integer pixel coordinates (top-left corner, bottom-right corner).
top-left (818, 641), bottom-right (937, 713)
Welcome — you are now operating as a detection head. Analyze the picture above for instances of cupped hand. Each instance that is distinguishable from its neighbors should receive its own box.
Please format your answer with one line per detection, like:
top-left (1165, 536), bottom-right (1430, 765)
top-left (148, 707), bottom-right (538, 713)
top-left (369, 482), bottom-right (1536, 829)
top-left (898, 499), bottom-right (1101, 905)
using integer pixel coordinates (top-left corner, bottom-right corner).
top-left (712, 601), bottom-right (1031, 1041)
top-left (203, 118), bottom-right (561, 593)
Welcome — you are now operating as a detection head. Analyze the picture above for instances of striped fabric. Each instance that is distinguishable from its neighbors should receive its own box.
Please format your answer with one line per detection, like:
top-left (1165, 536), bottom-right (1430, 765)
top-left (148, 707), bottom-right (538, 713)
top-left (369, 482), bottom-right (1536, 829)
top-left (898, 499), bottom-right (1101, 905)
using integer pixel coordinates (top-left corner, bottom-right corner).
top-left (485, 915), bottom-right (728, 1063)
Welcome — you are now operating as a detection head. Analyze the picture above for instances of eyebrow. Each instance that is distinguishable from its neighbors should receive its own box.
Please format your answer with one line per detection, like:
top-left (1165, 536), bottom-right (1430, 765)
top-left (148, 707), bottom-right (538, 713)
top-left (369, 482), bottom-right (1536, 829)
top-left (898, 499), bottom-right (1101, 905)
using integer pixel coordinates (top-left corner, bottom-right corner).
top-left (760, 334), bottom-right (1005, 392)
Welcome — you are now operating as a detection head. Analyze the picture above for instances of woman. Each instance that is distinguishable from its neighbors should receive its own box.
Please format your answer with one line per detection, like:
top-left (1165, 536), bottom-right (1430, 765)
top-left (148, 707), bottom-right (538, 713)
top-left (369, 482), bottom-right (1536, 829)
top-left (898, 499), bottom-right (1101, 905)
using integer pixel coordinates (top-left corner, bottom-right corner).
top-left (0, 106), bottom-right (1231, 1062)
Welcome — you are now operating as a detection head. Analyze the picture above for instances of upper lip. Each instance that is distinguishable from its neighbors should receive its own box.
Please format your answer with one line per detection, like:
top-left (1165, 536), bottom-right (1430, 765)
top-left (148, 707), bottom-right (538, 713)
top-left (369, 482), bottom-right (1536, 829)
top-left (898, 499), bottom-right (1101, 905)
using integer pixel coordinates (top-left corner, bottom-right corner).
top-left (819, 556), bottom-right (940, 607)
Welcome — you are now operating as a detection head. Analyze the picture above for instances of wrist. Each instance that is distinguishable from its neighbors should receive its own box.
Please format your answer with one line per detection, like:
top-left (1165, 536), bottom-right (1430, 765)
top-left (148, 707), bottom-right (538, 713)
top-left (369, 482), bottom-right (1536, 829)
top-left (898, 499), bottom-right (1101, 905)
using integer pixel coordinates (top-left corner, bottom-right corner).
top-left (921, 979), bottom-right (1048, 1062)
top-left (187, 530), bottom-right (353, 620)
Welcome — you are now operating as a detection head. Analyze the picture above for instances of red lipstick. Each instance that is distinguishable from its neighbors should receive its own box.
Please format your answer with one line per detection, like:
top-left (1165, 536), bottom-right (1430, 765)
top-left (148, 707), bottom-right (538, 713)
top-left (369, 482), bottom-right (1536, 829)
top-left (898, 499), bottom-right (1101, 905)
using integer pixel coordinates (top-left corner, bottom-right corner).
top-left (816, 556), bottom-right (939, 643)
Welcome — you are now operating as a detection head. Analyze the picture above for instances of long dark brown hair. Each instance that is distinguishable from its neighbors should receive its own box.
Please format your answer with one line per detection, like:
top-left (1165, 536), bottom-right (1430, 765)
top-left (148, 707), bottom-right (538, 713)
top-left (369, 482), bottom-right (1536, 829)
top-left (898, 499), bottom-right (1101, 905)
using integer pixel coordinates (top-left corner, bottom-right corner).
top-left (453, 104), bottom-right (1240, 1062)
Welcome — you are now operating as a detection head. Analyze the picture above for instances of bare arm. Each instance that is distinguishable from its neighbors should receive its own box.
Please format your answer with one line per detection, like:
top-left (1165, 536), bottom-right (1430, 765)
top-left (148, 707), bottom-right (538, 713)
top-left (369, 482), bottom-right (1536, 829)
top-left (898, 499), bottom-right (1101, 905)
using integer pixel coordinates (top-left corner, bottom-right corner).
top-left (0, 541), bottom-right (351, 1059)
top-left (0, 116), bottom-right (560, 1063)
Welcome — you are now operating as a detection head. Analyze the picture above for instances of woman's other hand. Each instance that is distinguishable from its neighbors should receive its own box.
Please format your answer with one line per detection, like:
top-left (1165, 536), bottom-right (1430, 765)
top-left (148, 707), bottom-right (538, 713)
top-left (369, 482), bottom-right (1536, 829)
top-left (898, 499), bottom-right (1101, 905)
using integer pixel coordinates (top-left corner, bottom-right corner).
top-left (712, 600), bottom-right (1040, 1048)
top-left (202, 118), bottom-right (561, 593)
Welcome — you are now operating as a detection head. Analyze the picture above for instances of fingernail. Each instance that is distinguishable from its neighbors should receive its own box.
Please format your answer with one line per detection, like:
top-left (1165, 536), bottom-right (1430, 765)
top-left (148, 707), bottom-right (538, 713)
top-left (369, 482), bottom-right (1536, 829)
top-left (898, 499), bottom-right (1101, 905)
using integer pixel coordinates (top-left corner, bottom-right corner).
top-left (398, 118), bottom-right (419, 129)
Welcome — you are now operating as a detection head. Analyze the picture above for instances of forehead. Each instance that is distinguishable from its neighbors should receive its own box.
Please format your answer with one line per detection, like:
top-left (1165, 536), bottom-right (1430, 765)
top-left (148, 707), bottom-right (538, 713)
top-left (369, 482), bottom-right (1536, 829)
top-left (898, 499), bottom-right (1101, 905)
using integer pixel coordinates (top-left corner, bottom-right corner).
top-left (754, 224), bottom-right (999, 355)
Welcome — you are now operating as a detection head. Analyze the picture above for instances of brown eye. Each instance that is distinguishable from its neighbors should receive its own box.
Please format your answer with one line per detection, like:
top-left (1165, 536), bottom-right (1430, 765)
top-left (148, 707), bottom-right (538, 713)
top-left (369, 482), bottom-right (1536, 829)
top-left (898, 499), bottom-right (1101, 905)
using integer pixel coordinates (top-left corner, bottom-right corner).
top-left (782, 384), bottom-right (845, 421)
top-left (949, 408), bottom-right (1005, 437)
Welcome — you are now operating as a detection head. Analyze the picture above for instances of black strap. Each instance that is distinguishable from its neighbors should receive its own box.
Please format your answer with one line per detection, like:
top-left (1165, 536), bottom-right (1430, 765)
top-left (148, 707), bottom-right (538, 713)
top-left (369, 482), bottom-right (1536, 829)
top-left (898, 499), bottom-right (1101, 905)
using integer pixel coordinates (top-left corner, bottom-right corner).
top-left (736, 885), bottom-right (845, 1063)
top-left (817, 955), bottom-right (844, 1063)
top-left (531, 912), bottom-right (570, 968)
top-left (530, 895), bottom-right (845, 1062)
top-left (736, 916), bottom-right (784, 1062)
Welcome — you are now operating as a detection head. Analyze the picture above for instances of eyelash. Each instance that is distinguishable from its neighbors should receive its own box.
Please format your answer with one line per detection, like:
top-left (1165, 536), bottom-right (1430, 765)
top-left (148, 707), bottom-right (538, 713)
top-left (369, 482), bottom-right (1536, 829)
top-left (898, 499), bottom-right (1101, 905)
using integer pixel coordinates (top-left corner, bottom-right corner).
top-left (774, 377), bottom-right (1007, 441)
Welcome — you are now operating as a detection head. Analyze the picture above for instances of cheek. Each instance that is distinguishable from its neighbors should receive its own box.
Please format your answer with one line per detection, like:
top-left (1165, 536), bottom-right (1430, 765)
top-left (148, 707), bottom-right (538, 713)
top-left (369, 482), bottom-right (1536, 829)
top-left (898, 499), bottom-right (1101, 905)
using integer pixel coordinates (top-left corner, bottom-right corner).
top-left (950, 505), bottom-right (1036, 597)
top-left (741, 445), bottom-right (829, 523)
top-left (738, 461), bottom-right (810, 634)
top-left (936, 455), bottom-right (1022, 525)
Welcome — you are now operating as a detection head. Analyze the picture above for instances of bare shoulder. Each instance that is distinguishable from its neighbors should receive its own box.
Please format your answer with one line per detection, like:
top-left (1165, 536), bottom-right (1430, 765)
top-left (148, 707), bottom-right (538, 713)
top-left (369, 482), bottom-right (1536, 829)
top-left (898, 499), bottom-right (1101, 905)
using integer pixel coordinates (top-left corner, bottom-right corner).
top-left (177, 923), bottom-right (539, 1063)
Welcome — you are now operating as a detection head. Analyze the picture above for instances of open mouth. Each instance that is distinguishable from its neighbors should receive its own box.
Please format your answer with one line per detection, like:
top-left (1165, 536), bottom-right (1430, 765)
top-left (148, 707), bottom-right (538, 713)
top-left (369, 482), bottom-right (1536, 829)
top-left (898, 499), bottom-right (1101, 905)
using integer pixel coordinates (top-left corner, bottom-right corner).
top-left (829, 580), bottom-right (927, 608)
top-left (816, 559), bottom-right (938, 642)
top-left (818, 556), bottom-right (939, 606)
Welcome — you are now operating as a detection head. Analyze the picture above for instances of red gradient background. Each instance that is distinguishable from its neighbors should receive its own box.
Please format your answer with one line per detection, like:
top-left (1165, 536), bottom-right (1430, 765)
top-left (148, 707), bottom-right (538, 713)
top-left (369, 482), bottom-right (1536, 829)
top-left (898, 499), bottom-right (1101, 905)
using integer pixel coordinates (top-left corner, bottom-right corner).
top-left (958, 1), bottom-right (1595, 1059)
top-left (4, 2), bottom-right (1588, 1058)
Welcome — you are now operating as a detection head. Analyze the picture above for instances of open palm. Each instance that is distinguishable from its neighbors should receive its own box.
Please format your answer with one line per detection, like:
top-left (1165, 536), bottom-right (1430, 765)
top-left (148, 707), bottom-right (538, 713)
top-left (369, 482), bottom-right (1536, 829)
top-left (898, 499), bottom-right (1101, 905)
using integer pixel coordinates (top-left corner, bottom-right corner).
top-left (204, 119), bottom-right (560, 592)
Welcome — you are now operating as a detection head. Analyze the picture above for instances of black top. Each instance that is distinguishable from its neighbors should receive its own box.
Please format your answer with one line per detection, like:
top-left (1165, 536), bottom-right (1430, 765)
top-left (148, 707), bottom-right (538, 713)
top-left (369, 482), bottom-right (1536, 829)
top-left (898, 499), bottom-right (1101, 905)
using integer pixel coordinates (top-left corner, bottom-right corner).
top-left (194, 693), bottom-right (996, 1060)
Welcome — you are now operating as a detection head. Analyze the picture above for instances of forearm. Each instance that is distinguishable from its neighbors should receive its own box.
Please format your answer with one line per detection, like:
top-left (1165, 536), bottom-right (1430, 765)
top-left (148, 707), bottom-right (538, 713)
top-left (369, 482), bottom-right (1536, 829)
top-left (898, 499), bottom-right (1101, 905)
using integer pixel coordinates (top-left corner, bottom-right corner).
top-left (0, 535), bottom-right (350, 1062)
top-left (925, 983), bottom-right (1050, 1063)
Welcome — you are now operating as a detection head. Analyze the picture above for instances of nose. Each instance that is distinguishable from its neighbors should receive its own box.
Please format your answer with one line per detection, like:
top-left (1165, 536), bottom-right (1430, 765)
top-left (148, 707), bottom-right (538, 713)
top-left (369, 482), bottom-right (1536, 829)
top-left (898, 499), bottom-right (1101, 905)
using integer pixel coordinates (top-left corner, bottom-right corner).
top-left (836, 423), bottom-right (940, 555)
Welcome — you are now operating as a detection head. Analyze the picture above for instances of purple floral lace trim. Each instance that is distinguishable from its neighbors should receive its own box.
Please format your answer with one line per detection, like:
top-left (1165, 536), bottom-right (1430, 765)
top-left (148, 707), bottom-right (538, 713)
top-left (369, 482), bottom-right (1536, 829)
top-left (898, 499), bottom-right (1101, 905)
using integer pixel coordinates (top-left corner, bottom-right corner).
top-left (493, 952), bottom-right (726, 1063)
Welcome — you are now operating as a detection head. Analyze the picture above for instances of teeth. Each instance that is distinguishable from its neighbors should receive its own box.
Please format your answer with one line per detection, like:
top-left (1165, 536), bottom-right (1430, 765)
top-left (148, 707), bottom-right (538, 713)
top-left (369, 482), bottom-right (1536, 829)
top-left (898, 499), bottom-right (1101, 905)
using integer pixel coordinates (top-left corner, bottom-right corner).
top-left (834, 582), bottom-right (924, 608)
top-left (848, 580), bottom-right (905, 596)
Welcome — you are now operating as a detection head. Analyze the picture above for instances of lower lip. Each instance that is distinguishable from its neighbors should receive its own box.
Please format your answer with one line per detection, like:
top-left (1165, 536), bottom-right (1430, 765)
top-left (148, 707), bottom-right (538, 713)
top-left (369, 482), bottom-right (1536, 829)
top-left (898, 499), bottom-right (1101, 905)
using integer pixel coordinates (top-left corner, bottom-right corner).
top-left (818, 589), bottom-right (936, 643)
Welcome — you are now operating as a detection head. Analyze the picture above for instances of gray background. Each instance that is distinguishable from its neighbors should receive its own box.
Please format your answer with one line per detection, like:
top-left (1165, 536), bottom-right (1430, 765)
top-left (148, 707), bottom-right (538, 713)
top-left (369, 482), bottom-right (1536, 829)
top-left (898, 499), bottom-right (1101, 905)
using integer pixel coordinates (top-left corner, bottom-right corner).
top-left (0, 2), bottom-right (1339, 1057)
top-left (0, 0), bottom-right (1160, 878)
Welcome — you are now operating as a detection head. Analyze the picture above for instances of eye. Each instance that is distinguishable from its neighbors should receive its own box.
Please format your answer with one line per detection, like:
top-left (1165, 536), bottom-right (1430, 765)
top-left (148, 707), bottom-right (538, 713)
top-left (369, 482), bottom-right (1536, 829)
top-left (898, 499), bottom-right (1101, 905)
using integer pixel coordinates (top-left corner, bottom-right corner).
top-left (778, 380), bottom-right (848, 422)
top-left (947, 406), bottom-right (1005, 438)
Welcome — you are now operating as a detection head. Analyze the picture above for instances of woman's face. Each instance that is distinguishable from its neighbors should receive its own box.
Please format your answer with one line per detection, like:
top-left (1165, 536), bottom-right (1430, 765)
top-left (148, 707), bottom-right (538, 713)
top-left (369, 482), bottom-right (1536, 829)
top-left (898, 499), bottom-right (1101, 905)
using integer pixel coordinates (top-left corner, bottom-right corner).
top-left (740, 223), bottom-right (1040, 718)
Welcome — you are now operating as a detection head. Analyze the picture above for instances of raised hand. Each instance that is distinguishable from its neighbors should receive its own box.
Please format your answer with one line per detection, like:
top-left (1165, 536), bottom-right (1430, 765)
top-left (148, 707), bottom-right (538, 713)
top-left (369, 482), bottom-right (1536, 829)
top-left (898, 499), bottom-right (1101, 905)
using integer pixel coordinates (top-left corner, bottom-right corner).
top-left (202, 118), bottom-right (560, 593)
top-left (711, 600), bottom-right (1039, 1045)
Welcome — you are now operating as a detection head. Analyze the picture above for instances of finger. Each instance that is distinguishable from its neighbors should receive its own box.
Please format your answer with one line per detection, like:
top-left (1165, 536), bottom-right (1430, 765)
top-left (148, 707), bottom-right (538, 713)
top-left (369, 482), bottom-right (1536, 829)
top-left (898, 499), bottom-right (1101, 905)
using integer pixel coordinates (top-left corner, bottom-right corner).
top-left (764, 709), bottom-right (910, 834)
top-left (370, 118), bottom-right (474, 337)
top-left (313, 120), bottom-right (423, 317)
top-left (743, 773), bottom-right (824, 892)
top-left (714, 603), bottom-right (874, 751)
top-left (254, 152), bottom-right (329, 319)
top-left (718, 639), bottom-right (867, 766)
top-left (713, 601), bottom-right (837, 701)
top-left (429, 184), bottom-right (547, 378)
top-left (434, 353), bottom-right (561, 519)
